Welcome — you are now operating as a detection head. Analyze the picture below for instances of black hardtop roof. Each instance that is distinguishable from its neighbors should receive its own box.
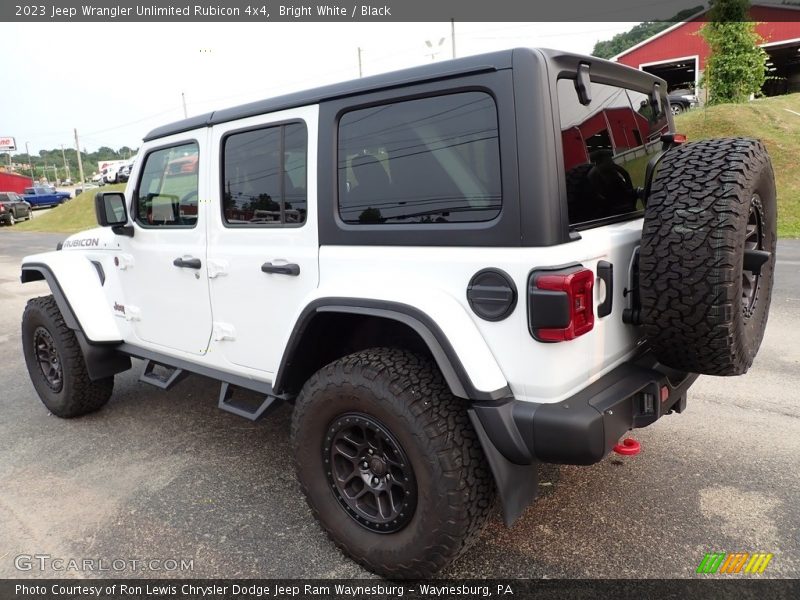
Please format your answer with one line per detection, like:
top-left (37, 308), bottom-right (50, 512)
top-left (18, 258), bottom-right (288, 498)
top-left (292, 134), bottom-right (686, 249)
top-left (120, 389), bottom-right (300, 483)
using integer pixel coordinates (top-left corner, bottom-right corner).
top-left (143, 47), bottom-right (658, 143)
top-left (143, 48), bottom-right (519, 142)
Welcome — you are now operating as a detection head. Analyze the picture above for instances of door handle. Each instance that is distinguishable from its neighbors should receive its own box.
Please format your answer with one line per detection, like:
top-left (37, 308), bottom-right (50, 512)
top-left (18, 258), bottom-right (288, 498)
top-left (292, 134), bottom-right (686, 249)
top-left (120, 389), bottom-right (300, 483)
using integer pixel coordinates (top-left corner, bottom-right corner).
top-left (261, 262), bottom-right (300, 276)
top-left (173, 257), bottom-right (202, 269)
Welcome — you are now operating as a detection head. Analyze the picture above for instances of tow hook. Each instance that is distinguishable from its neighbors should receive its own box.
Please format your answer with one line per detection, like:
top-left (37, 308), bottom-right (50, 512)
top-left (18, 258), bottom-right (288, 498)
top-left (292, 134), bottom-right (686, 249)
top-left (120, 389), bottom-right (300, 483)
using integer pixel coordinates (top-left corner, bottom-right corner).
top-left (613, 438), bottom-right (641, 456)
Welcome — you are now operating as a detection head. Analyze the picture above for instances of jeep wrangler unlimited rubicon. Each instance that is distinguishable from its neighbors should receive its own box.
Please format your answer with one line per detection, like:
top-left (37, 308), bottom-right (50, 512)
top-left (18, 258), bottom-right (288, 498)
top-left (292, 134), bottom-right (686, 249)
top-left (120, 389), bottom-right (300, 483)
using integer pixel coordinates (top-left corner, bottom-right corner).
top-left (20, 48), bottom-right (776, 577)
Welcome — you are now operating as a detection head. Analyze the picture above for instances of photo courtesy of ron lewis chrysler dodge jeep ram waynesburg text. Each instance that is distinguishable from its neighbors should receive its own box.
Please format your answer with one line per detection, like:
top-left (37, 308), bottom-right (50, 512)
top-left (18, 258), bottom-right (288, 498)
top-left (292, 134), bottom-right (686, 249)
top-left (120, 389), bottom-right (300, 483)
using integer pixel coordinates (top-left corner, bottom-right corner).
top-left (19, 48), bottom-right (776, 578)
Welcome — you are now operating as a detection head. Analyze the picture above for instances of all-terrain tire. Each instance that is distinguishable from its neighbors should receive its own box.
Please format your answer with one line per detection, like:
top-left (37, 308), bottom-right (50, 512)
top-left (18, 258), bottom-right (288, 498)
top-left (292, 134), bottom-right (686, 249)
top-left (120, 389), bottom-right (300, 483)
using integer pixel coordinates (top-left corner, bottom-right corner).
top-left (22, 295), bottom-right (114, 417)
top-left (640, 138), bottom-right (777, 375)
top-left (291, 348), bottom-right (495, 578)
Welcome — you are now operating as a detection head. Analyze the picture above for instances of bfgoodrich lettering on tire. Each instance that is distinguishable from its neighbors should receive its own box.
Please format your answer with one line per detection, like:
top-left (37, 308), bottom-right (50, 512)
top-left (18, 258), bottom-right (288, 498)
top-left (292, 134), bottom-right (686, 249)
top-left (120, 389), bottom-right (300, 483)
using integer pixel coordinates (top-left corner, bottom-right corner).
top-left (639, 137), bottom-right (777, 375)
top-left (291, 348), bottom-right (495, 578)
top-left (22, 295), bottom-right (114, 418)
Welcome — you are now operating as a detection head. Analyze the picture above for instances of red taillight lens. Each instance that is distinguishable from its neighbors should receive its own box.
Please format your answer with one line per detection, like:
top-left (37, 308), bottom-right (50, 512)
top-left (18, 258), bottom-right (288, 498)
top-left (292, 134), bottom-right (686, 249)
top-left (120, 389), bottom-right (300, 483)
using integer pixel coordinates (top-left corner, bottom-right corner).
top-left (0, 203), bottom-right (5, 213)
top-left (531, 267), bottom-right (594, 342)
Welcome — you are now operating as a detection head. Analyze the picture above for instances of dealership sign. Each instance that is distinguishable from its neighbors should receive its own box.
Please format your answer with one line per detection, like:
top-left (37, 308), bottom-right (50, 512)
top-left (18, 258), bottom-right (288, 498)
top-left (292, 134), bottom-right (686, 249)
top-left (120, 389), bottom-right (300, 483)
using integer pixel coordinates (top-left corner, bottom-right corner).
top-left (0, 137), bottom-right (16, 151)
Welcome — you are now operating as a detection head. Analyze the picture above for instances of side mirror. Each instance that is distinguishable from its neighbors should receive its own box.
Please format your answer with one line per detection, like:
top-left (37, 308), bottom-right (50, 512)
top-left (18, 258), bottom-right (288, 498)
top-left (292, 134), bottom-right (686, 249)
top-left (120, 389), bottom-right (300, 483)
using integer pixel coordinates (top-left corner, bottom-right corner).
top-left (95, 192), bottom-right (128, 226)
top-left (95, 192), bottom-right (133, 236)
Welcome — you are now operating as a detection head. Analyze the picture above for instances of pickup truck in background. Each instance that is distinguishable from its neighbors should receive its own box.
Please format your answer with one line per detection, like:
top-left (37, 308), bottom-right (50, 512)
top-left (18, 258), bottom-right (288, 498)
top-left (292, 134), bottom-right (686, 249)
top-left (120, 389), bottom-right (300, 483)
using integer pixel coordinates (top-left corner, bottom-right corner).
top-left (23, 186), bottom-right (71, 209)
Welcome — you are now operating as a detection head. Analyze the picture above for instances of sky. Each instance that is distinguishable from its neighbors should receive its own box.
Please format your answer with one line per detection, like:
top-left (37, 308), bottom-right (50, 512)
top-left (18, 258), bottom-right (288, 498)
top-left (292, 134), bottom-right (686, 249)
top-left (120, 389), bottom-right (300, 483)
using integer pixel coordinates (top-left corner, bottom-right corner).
top-left (1, 21), bottom-right (639, 155)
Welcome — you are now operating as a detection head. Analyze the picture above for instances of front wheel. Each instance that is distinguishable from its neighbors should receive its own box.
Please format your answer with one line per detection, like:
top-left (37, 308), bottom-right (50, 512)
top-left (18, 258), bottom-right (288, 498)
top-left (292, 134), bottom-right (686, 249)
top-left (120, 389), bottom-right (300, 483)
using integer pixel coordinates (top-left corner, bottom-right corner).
top-left (22, 296), bottom-right (114, 417)
top-left (291, 348), bottom-right (495, 578)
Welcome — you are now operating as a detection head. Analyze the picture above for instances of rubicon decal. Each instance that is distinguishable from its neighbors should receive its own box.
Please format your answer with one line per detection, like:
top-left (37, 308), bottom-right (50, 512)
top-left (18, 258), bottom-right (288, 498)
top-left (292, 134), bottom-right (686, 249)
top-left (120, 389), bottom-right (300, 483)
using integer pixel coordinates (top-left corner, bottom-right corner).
top-left (697, 552), bottom-right (774, 574)
top-left (62, 238), bottom-right (100, 248)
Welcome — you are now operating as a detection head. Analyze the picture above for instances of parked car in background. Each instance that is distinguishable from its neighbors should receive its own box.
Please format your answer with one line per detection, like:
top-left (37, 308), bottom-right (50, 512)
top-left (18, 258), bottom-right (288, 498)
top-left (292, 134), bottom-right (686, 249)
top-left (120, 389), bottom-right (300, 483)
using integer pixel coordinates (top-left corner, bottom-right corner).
top-left (0, 192), bottom-right (33, 225)
top-left (667, 88), bottom-right (699, 114)
top-left (22, 186), bottom-right (70, 209)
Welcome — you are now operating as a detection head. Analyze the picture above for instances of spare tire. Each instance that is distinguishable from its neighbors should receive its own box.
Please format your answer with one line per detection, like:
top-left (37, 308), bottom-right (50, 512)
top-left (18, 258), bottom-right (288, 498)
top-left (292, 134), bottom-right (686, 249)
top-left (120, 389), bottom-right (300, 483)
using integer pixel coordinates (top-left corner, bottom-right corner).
top-left (639, 137), bottom-right (777, 376)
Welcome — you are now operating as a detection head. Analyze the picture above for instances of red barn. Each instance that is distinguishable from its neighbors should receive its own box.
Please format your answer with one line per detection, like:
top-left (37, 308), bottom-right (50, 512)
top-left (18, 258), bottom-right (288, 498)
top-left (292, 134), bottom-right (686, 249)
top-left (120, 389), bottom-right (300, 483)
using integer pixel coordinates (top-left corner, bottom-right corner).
top-left (612, 3), bottom-right (800, 97)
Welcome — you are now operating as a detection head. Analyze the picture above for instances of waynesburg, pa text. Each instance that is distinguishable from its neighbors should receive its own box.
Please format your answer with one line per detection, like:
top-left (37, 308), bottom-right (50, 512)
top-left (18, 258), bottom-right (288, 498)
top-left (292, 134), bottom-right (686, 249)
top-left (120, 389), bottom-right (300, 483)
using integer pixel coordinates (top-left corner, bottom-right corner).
top-left (14, 583), bottom-right (514, 597)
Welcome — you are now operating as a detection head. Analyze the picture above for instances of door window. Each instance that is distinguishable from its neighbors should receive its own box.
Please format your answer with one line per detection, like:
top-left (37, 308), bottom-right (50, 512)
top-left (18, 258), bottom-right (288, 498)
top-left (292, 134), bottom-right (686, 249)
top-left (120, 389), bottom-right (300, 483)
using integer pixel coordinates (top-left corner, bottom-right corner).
top-left (221, 122), bottom-right (308, 226)
top-left (134, 142), bottom-right (199, 228)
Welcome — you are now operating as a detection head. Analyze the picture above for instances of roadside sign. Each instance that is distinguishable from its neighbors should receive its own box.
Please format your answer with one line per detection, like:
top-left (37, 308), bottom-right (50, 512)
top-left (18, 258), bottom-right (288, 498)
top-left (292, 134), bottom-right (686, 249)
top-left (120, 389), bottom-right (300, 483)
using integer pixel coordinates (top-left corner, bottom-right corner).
top-left (0, 137), bottom-right (16, 151)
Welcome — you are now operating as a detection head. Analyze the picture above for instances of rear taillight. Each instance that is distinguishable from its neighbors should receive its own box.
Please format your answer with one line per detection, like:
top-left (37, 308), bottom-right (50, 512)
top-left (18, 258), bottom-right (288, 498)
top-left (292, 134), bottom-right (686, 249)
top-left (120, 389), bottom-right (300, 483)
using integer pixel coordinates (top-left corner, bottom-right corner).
top-left (0, 203), bottom-right (5, 213)
top-left (529, 266), bottom-right (594, 342)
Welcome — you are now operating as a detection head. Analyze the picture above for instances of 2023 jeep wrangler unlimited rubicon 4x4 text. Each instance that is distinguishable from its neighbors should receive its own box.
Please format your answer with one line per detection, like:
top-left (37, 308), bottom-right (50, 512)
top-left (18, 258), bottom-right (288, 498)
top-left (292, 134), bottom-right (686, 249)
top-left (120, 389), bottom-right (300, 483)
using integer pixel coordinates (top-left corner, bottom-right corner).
top-left (20, 48), bottom-right (776, 577)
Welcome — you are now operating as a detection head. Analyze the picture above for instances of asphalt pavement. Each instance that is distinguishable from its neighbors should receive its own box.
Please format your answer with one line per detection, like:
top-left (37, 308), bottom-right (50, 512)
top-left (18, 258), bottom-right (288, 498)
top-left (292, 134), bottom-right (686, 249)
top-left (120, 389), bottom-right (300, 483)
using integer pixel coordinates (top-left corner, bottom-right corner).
top-left (0, 231), bottom-right (798, 579)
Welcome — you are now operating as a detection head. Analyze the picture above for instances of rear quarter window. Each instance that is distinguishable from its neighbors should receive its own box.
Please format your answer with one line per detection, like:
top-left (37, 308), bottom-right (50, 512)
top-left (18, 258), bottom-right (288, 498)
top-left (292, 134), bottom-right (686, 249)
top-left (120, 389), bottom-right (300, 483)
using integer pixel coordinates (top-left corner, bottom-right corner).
top-left (337, 91), bottom-right (502, 225)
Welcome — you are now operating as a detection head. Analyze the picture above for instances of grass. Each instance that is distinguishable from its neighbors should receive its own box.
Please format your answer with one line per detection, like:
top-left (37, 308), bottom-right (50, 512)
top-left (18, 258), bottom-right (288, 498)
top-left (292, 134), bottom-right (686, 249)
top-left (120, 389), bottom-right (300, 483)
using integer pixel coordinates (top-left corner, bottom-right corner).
top-left (12, 94), bottom-right (800, 237)
top-left (14, 184), bottom-right (125, 234)
top-left (674, 93), bottom-right (800, 237)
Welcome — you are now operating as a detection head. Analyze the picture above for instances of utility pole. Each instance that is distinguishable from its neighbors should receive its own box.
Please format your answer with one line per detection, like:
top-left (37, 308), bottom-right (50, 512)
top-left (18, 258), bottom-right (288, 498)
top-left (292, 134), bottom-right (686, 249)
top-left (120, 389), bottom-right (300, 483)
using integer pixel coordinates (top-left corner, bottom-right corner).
top-left (74, 128), bottom-right (85, 184)
top-left (451, 19), bottom-right (456, 59)
top-left (25, 142), bottom-right (34, 182)
top-left (357, 47), bottom-right (363, 78)
top-left (60, 144), bottom-right (71, 180)
top-left (182, 92), bottom-right (188, 118)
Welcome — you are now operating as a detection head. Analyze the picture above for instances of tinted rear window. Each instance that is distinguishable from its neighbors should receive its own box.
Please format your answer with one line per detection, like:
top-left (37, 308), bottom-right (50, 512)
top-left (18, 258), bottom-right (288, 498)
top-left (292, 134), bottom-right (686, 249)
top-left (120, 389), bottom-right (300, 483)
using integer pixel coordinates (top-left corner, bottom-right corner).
top-left (558, 78), bottom-right (668, 226)
top-left (337, 92), bottom-right (502, 225)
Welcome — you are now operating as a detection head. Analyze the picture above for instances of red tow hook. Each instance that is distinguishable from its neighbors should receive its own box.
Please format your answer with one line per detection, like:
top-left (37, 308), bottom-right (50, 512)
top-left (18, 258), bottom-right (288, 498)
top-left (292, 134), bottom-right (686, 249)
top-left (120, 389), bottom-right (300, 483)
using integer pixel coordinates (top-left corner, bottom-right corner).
top-left (613, 438), bottom-right (641, 456)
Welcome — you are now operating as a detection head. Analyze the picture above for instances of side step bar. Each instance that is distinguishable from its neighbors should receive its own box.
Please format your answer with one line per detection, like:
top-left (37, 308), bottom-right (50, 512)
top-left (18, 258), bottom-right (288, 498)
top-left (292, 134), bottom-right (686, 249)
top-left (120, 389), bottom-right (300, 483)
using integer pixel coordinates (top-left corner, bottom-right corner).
top-left (218, 382), bottom-right (283, 422)
top-left (134, 353), bottom-right (286, 421)
top-left (139, 359), bottom-right (189, 390)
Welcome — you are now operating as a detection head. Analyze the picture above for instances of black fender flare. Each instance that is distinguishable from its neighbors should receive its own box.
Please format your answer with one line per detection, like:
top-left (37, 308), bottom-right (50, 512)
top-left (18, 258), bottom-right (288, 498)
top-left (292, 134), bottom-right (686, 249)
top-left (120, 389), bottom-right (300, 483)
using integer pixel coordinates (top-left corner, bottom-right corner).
top-left (273, 298), bottom-right (512, 402)
top-left (20, 264), bottom-right (131, 381)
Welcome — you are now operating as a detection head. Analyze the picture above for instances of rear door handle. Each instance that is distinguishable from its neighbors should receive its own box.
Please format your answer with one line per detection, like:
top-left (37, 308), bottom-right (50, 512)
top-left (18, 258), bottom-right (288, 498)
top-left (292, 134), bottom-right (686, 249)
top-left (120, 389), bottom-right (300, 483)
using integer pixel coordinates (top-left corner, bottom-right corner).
top-left (173, 257), bottom-right (202, 269)
top-left (261, 262), bottom-right (300, 276)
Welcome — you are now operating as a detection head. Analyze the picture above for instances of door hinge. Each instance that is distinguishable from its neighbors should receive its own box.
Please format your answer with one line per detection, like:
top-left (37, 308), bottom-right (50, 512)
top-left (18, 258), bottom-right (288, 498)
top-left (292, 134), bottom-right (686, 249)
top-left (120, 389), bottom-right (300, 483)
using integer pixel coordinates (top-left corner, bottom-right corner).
top-left (212, 322), bottom-right (236, 341)
top-left (207, 259), bottom-right (229, 279)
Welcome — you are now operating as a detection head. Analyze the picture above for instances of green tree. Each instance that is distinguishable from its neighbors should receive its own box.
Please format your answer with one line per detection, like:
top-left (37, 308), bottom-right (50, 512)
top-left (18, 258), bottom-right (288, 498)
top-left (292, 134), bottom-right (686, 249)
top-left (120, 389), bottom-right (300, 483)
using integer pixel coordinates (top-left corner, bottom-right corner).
top-left (700, 0), bottom-right (767, 104)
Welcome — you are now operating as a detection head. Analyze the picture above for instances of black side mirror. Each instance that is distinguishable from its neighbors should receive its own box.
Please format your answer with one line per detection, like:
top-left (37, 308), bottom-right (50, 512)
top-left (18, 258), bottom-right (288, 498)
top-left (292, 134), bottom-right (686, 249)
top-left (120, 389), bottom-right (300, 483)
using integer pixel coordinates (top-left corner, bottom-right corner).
top-left (95, 192), bottom-right (133, 236)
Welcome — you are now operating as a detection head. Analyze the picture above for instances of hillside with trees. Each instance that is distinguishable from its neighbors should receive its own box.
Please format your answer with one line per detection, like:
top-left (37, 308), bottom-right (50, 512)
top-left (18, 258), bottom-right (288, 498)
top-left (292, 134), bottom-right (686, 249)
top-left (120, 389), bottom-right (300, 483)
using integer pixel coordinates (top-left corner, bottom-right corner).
top-left (4, 145), bottom-right (138, 183)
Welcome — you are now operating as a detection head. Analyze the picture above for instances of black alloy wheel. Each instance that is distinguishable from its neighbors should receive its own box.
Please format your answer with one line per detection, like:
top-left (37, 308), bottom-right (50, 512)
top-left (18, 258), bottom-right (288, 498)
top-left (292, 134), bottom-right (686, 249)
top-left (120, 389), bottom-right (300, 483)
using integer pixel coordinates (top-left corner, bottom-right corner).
top-left (324, 412), bottom-right (417, 533)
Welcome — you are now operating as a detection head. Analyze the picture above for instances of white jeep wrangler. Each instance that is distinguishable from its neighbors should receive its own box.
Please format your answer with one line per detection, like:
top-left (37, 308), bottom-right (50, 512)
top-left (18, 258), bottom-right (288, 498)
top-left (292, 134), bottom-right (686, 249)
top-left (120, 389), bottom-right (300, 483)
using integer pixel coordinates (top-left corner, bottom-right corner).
top-left (20, 48), bottom-right (776, 577)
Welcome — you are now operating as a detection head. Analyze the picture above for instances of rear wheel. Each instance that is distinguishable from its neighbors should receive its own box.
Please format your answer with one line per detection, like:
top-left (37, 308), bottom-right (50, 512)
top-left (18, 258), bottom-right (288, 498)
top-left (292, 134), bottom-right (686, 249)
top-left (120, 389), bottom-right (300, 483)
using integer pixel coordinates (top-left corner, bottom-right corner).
top-left (639, 138), bottom-right (777, 375)
top-left (671, 103), bottom-right (684, 115)
top-left (291, 348), bottom-right (495, 578)
top-left (22, 296), bottom-right (114, 417)
top-left (8, 213), bottom-right (15, 226)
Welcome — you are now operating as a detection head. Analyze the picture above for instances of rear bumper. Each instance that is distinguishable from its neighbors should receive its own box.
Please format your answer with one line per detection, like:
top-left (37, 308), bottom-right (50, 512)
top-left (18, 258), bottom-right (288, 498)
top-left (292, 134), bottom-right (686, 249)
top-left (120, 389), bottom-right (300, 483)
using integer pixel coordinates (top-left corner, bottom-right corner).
top-left (471, 351), bottom-right (699, 466)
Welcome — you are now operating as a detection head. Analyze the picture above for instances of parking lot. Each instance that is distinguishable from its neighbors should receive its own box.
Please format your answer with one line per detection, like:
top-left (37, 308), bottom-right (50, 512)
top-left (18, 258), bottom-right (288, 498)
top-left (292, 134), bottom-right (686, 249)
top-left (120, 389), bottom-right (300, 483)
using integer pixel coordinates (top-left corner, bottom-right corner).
top-left (1, 231), bottom-right (798, 579)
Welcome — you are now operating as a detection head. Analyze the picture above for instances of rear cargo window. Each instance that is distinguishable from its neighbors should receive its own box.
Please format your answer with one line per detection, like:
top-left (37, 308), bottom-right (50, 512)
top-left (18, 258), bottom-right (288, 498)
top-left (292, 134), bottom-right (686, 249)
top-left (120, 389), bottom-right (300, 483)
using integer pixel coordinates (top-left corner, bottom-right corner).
top-left (557, 78), bottom-right (669, 226)
top-left (337, 92), bottom-right (501, 225)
